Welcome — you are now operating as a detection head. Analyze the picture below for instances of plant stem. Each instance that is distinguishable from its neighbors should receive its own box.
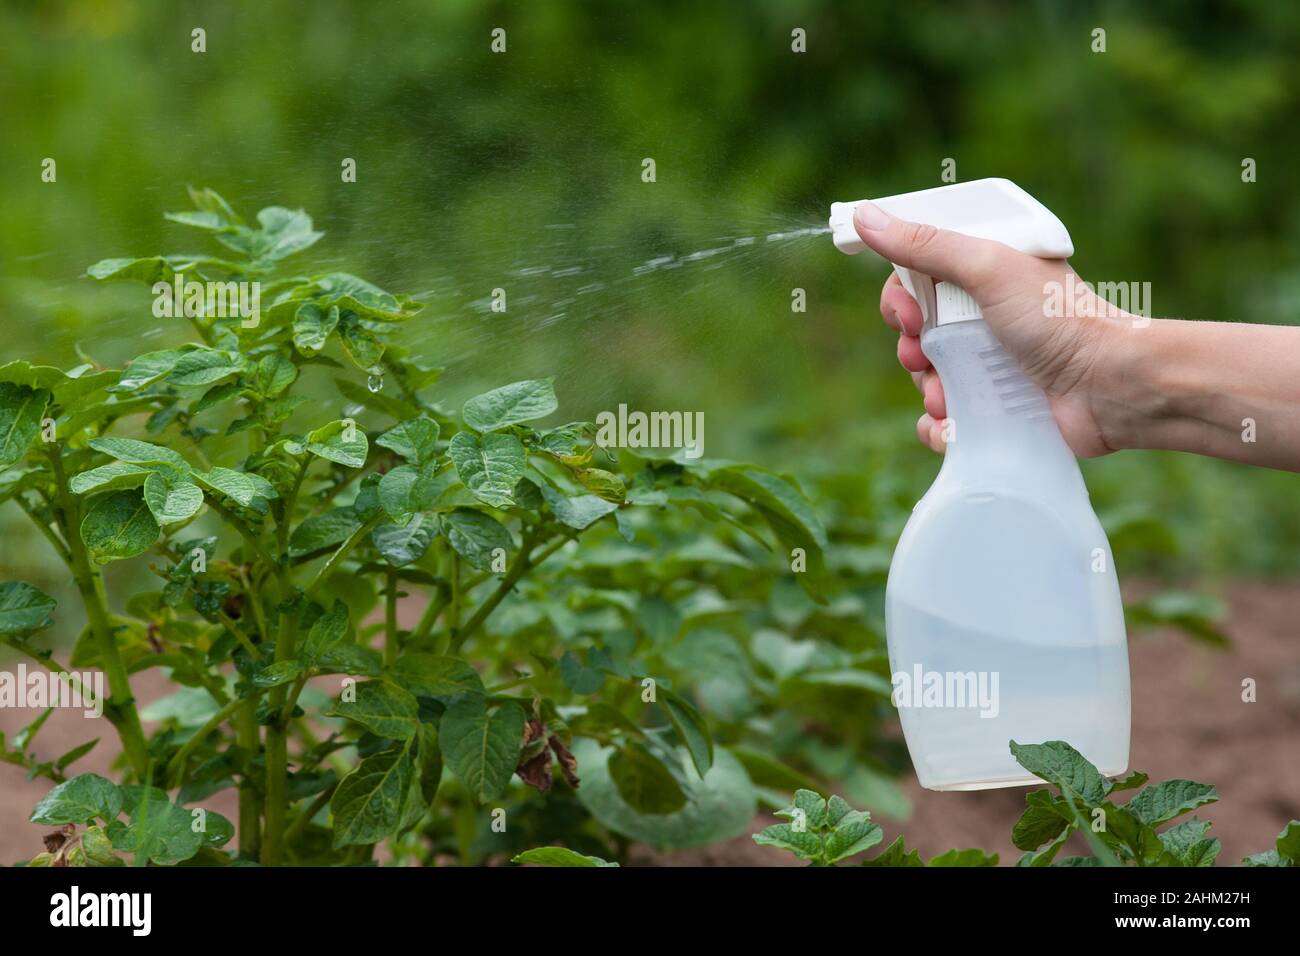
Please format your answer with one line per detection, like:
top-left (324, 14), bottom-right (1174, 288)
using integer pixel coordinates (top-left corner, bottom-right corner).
top-left (47, 448), bottom-right (149, 779)
top-left (4, 643), bottom-right (93, 701)
top-left (277, 460), bottom-right (307, 557)
top-left (450, 530), bottom-right (570, 653)
top-left (282, 783), bottom-right (337, 847)
top-left (165, 691), bottom-right (264, 787)
top-left (384, 567), bottom-right (399, 665)
top-left (205, 496), bottom-right (279, 569)
top-left (261, 605), bottom-right (299, 865)
top-left (216, 609), bottom-right (262, 660)
top-left (306, 512), bottom-right (383, 602)
top-left (235, 700), bottom-right (261, 860)
top-left (14, 495), bottom-right (72, 563)
top-left (448, 553), bottom-right (461, 634)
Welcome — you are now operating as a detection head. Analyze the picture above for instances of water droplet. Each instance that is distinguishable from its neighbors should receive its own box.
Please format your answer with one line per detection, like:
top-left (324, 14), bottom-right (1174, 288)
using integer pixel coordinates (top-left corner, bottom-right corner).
top-left (367, 373), bottom-right (384, 393)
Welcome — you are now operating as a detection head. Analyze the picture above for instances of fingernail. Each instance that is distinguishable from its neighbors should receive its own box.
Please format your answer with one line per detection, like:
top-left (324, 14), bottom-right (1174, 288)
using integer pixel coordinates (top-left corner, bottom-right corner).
top-left (854, 201), bottom-right (891, 231)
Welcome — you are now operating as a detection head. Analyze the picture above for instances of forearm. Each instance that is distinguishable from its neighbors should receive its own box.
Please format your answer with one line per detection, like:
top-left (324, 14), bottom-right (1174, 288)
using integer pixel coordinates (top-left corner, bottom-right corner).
top-left (1093, 319), bottom-right (1300, 472)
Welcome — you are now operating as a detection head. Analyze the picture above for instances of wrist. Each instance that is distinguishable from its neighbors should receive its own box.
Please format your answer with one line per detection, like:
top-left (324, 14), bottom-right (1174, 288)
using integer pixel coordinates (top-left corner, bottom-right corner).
top-left (1084, 317), bottom-right (1176, 453)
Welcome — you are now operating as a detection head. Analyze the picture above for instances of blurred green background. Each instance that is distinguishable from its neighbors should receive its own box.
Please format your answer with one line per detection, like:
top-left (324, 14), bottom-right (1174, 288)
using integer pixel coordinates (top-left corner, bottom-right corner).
top-left (2, 0), bottom-right (1298, 604)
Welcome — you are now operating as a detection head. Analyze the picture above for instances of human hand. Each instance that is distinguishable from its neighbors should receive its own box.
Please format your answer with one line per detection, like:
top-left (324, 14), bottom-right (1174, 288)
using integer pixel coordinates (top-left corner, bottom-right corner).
top-left (853, 201), bottom-right (1123, 458)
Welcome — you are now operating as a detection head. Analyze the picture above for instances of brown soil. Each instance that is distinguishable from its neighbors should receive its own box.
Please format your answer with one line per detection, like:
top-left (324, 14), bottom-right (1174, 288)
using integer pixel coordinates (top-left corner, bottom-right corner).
top-left (5, 580), bottom-right (1300, 866)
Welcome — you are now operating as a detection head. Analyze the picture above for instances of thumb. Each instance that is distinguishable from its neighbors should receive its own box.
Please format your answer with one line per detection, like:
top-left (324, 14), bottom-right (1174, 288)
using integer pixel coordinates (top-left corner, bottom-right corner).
top-left (852, 201), bottom-right (1012, 292)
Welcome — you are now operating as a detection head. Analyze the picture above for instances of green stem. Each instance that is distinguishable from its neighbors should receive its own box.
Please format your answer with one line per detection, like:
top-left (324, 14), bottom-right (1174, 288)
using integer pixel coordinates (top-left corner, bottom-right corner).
top-left (206, 496), bottom-right (279, 569)
top-left (385, 567), bottom-right (399, 666)
top-left (261, 605), bottom-right (299, 865)
top-left (306, 512), bottom-right (382, 602)
top-left (5, 643), bottom-right (92, 701)
top-left (282, 783), bottom-right (337, 847)
top-left (235, 700), bottom-right (261, 860)
top-left (277, 460), bottom-right (307, 557)
top-left (14, 495), bottom-right (72, 563)
top-left (216, 610), bottom-right (262, 661)
top-left (450, 530), bottom-right (569, 653)
top-left (448, 553), bottom-right (461, 634)
top-left (48, 448), bottom-right (149, 779)
top-left (166, 691), bottom-right (264, 787)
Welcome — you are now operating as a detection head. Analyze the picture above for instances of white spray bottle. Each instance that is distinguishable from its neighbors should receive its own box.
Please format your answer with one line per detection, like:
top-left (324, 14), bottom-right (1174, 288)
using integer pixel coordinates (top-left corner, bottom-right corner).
top-left (828, 179), bottom-right (1130, 790)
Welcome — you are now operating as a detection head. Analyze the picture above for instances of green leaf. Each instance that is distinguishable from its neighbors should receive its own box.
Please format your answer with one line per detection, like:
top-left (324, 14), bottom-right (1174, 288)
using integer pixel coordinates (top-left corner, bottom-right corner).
top-left (110, 349), bottom-right (187, 392)
top-left (376, 417), bottom-right (441, 466)
top-left (608, 743), bottom-right (688, 814)
top-left (861, 835), bottom-right (925, 867)
top-left (705, 464), bottom-right (827, 593)
top-left (574, 467), bottom-right (626, 502)
top-left (573, 739), bottom-right (756, 851)
top-left (167, 349), bottom-right (243, 387)
top-left (192, 466), bottom-right (278, 507)
top-left (752, 822), bottom-right (824, 862)
top-left (81, 825), bottom-right (124, 866)
top-left (251, 660), bottom-right (302, 688)
top-left (143, 472), bottom-right (204, 526)
top-left (107, 791), bottom-right (203, 865)
top-left (306, 419), bottom-right (368, 468)
top-left (199, 810), bottom-right (235, 849)
top-left (0, 382), bottom-right (49, 469)
top-left (80, 489), bottom-right (160, 564)
top-left (449, 431), bottom-right (525, 509)
top-left (1276, 820), bottom-right (1300, 863)
top-left (1158, 818), bottom-right (1220, 867)
top-left (289, 507), bottom-right (361, 558)
top-left (929, 848), bottom-right (999, 867)
top-left (438, 696), bottom-right (526, 802)
top-left (512, 847), bottom-right (618, 867)
top-left (1009, 740), bottom-right (1111, 806)
top-left (29, 773), bottom-right (122, 825)
top-left (777, 789), bottom-right (828, 830)
top-left (1124, 779), bottom-right (1218, 827)
top-left (0, 581), bottom-right (57, 636)
top-left (88, 436), bottom-right (190, 471)
top-left (377, 464), bottom-right (439, 519)
top-left (69, 461), bottom-right (157, 496)
top-left (462, 378), bottom-right (558, 432)
top-left (1012, 789), bottom-right (1072, 850)
top-left (338, 314), bottom-right (385, 370)
top-left (1125, 591), bottom-right (1230, 647)
top-left (252, 206), bottom-right (323, 261)
top-left (417, 724), bottom-right (443, 807)
top-left (315, 273), bottom-right (415, 322)
top-left (824, 810), bottom-right (884, 863)
top-left (658, 687), bottom-right (713, 777)
top-left (331, 745), bottom-right (417, 848)
top-left (1017, 827), bottom-right (1072, 868)
top-left (372, 513), bottom-right (436, 567)
top-left (559, 651), bottom-right (605, 695)
top-left (1108, 771), bottom-right (1149, 792)
top-left (86, 256), bottom-right (175, 283)
top-left (56, 738), bottom-right (99, 770)
top-left (293, 302), bottom-right (340, 354)
top-left (387, 654), bottom-right (485, 700)
top-left (330, 680), bottom-right (420, 740)
top-left (1102, 803), bottom-right (1164, 864)
top-left (299, 601), bottom-right (350, 669)
top-left (252, 353), bottom-right (297, 398)
top-left (442, 508), bottom-right (512, 571)
top-left (536, 482), bottom-right (619, 530)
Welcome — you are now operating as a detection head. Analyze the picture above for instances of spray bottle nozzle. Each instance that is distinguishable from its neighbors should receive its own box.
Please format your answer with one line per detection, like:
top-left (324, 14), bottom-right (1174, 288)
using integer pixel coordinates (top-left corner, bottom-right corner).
top-left (828, 178), bottom-right (1074, 330)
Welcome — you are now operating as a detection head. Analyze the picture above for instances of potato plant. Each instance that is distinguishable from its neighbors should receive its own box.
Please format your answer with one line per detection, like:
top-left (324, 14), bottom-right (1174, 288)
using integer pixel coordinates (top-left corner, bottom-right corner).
top-left (0, 189), bottom-right (851, 866)
top-left (747, 741), bottom-right (1300, 868)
